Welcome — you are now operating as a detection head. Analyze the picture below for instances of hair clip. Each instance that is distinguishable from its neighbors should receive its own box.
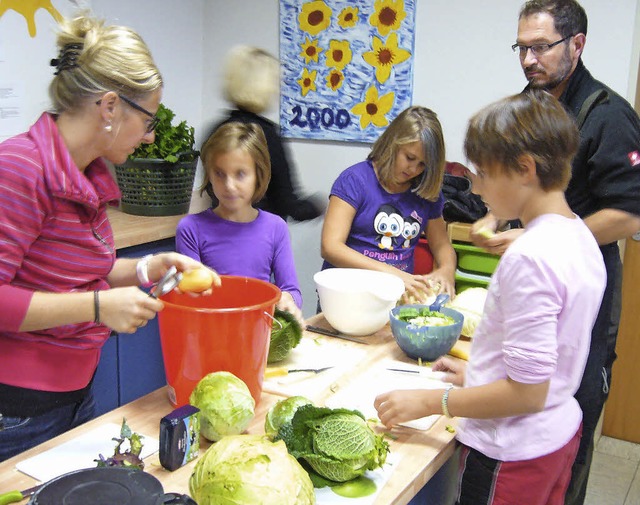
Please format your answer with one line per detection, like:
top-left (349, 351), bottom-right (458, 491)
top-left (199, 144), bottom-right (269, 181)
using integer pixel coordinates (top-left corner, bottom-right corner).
top-left (50, 43), bottom-right (84, 75)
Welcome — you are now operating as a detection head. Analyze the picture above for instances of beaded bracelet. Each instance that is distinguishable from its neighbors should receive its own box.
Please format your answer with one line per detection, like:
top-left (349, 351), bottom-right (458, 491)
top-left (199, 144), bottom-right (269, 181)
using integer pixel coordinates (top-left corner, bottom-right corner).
top-left (441, 384), bottom-right (454, 418)
top-left (136, 254), bottom-right (154, 287)
top-left (94, 290), bottom-right (100, 324)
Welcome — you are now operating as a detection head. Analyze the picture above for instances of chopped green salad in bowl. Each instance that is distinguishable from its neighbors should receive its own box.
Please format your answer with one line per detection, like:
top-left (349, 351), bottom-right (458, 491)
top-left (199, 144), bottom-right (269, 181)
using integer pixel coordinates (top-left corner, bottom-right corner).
top-left (396, 307), bottom-right (456, 327)
top-left (389, 305), bottom-right (464, 361)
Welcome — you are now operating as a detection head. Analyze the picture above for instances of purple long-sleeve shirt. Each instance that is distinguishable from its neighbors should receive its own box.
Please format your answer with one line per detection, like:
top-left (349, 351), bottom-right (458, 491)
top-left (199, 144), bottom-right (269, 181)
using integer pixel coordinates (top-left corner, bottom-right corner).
top-left (457, 214), bottom-right (606, 461)
top-left (176, 209), bottom-right (302, 308)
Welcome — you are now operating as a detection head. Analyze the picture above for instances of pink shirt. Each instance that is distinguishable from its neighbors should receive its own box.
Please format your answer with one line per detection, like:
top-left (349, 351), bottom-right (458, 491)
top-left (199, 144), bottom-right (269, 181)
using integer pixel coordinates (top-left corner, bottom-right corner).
top-left (457, 214), bottom-right (606, 461)
top-left (0, 113), bottom-right (121, 392)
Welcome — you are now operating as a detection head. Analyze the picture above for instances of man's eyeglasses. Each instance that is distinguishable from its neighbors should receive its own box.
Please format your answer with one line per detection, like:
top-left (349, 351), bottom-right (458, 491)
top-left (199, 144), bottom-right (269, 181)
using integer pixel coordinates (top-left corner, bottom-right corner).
top-left (118, 94), bottom-right (160, 133)
top-left (511, 34), bottom-right (573, 57)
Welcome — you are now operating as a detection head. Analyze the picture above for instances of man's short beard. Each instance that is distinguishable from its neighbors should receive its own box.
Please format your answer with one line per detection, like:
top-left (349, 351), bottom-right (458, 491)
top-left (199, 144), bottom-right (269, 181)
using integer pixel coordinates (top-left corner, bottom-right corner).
top-left (530, 74), bottom-right (566, 90)
top-left (532, 47), bottom-right (573, 92)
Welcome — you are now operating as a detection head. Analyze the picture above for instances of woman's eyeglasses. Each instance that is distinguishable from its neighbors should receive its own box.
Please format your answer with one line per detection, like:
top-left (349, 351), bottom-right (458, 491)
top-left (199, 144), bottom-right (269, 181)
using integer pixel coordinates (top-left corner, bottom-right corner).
top-left (118, 94), bottom-right (160, 133)
top-left (95, 95), bottom-right (160, 133)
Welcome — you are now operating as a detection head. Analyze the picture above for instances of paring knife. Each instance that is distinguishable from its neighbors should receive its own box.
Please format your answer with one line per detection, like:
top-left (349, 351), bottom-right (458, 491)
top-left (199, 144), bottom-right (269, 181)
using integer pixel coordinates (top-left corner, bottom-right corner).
top-left (305, 325), bottom-right (370, 345)
top-left (386, 368), bottom-right (449, 381)
top-left (0, 484), bottom-right (42, 505)
top-left (265, 366), bottom-right (333, 378)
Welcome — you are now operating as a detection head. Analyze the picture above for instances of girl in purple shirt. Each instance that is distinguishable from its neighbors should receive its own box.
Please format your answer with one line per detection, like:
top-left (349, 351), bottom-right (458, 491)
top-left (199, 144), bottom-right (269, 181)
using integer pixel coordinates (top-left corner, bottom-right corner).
top-left (375, 91), bottom-right (606, 505)
top-left (321, 106), bottom-right (457, 301)
top-left (176, 122), bottom-right (303, 324)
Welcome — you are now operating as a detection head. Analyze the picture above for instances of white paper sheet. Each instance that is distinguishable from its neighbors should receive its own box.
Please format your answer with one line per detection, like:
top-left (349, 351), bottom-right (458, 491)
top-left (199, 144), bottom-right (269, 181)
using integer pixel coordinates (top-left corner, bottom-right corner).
top-left (325, 359), bottom-right (451, 431)
top-left (16, 423), bottom-right (159, 482)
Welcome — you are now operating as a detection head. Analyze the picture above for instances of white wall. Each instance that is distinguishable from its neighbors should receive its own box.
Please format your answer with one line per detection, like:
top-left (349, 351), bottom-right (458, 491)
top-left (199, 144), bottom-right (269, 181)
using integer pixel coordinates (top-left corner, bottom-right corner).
top-left (92, 0), bottom-right (205, 149)
top-left (1, 0), bottom-right (638, 317)
top-left (0, 0), bottom-right (205, 140)
top-left (0, 2), bottom-right (79, 134)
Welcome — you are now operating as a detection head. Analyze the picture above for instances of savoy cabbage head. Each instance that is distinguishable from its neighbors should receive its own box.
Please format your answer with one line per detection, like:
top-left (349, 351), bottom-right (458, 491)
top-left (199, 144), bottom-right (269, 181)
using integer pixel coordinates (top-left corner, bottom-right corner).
top-left (265, 396), bottom-right (313, 440)
top-left (189, 371), bottom-right (255, 442)
top-left (276, 404), bottom-right (389, 483)
top-left (189, 434), bottom-right (315, 505)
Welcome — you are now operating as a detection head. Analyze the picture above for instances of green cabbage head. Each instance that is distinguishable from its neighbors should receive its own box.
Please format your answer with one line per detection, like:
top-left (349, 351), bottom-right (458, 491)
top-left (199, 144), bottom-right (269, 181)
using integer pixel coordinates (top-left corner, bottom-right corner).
top-left (264, 396), bottom-right (313, 440)
top-left (277, 405), bottom-right (389, 483)
top-left (189, 434), bottom-right (315, 505)
top-left (189, 371), bottom-right (255, 442)
top-left (446, 287), bottom-right (487, 337)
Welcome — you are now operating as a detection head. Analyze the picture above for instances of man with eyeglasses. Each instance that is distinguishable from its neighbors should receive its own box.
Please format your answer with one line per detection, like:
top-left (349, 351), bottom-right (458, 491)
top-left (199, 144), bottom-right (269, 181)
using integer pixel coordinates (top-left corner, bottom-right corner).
top-left (471, 1), bottom-right (640, 504)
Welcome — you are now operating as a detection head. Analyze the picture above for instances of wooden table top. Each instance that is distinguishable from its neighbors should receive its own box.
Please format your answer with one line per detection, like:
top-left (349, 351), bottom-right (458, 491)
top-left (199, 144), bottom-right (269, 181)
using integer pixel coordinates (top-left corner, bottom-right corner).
top-left (0, 314), bottom-right (469, 504)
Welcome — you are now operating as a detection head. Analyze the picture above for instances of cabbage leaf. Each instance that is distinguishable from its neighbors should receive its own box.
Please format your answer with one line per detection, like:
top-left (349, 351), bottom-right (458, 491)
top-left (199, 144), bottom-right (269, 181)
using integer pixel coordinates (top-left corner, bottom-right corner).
top-left (268, 309), bottom-right (303, 363)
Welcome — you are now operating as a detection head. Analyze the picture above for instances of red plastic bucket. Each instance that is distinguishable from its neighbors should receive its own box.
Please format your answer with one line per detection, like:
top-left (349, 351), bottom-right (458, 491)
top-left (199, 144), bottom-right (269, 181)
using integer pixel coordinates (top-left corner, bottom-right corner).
top-left (157, 275), bottom-right (281, 407)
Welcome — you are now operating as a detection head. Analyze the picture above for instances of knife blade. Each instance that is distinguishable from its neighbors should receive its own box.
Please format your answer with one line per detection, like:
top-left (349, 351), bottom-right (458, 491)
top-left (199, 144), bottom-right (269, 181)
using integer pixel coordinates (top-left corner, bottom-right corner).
top-left (0, 484), bottom-right (42, 505)
top-left (305, 325), bottom-right (370, 345)
top-left (386, 368), bottom-right (449, 381)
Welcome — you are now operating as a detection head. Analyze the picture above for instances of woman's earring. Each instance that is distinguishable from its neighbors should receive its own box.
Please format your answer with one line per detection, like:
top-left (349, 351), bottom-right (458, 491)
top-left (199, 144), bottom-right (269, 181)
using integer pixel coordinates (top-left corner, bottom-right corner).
top-left (105, 122), bottom-right (112, 133)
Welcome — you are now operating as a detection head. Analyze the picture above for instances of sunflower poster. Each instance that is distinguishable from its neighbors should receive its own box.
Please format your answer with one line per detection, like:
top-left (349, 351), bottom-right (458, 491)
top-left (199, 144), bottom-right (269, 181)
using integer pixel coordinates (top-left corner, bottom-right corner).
top-left (279, 0), bottom-right (416, 143)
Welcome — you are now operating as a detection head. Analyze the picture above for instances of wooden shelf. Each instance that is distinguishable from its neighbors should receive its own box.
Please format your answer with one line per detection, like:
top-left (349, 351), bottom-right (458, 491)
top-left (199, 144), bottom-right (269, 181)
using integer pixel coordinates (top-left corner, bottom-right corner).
top-left (447, 222), bottom-right (472, 243)
top-left (107, 207), bottom-right (184, 250)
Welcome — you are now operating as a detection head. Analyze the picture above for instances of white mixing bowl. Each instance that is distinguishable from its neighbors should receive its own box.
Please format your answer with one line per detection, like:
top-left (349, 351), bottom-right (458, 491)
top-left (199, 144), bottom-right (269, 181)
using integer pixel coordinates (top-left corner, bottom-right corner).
top-left (314, 268), bottom-right (405, 336)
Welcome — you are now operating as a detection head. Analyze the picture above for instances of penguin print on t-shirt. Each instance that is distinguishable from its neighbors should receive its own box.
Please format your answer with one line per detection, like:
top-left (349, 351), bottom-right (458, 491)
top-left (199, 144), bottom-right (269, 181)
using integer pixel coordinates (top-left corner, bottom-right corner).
top-left (374, 204), bottom-right (404, 250)
top-left (401, 216), bottom-right (421, 248)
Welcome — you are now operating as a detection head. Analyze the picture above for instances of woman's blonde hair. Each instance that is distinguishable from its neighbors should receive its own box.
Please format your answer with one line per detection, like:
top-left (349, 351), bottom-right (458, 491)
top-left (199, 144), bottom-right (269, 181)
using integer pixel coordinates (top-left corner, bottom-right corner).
top-left (199, 122), bottom-right (271, 204)
top-left (464, 89), bottom-right (578, 191)
top-left (368, 106), bottom-right (446, 201)
top-left (49, 12), bottom-right (163, 112)
top-left (223, 45), bottom-right (279, 114)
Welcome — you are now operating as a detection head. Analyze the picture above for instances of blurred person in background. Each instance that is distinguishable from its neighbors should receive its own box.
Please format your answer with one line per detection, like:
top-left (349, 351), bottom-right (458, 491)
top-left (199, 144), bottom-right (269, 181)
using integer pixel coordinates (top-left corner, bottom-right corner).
top-left (204, 45), bottom-right (324, 222)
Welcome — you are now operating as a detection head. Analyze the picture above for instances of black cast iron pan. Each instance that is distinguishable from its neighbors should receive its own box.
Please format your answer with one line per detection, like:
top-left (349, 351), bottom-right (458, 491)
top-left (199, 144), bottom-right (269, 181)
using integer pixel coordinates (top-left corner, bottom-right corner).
top-left (27, 467), bottom-right (195, 505)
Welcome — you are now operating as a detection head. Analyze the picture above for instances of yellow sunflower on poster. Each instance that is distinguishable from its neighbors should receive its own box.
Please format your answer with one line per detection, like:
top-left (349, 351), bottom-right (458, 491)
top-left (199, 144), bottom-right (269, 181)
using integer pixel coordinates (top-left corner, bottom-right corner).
top-left (0, 0), bottom-right (62, 37)
top-left (280, 0), bottom-right (415, 143)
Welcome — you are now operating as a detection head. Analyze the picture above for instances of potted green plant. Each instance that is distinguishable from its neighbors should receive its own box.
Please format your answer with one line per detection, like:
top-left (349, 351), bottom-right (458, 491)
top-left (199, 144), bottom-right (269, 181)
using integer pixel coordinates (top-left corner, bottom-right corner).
top-left (115, 103), bottom-right (199, 216)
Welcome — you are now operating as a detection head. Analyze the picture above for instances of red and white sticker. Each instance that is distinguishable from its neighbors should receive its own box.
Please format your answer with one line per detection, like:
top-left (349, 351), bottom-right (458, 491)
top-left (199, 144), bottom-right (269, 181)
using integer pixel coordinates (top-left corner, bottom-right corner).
top-left (627, 150), bottom-right (640, 166)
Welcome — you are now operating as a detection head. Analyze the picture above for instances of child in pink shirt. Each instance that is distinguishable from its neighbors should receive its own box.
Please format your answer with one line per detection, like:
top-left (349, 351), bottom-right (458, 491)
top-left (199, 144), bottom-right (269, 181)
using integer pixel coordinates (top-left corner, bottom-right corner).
top-left (375, 90), bottom-right (606, 505)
